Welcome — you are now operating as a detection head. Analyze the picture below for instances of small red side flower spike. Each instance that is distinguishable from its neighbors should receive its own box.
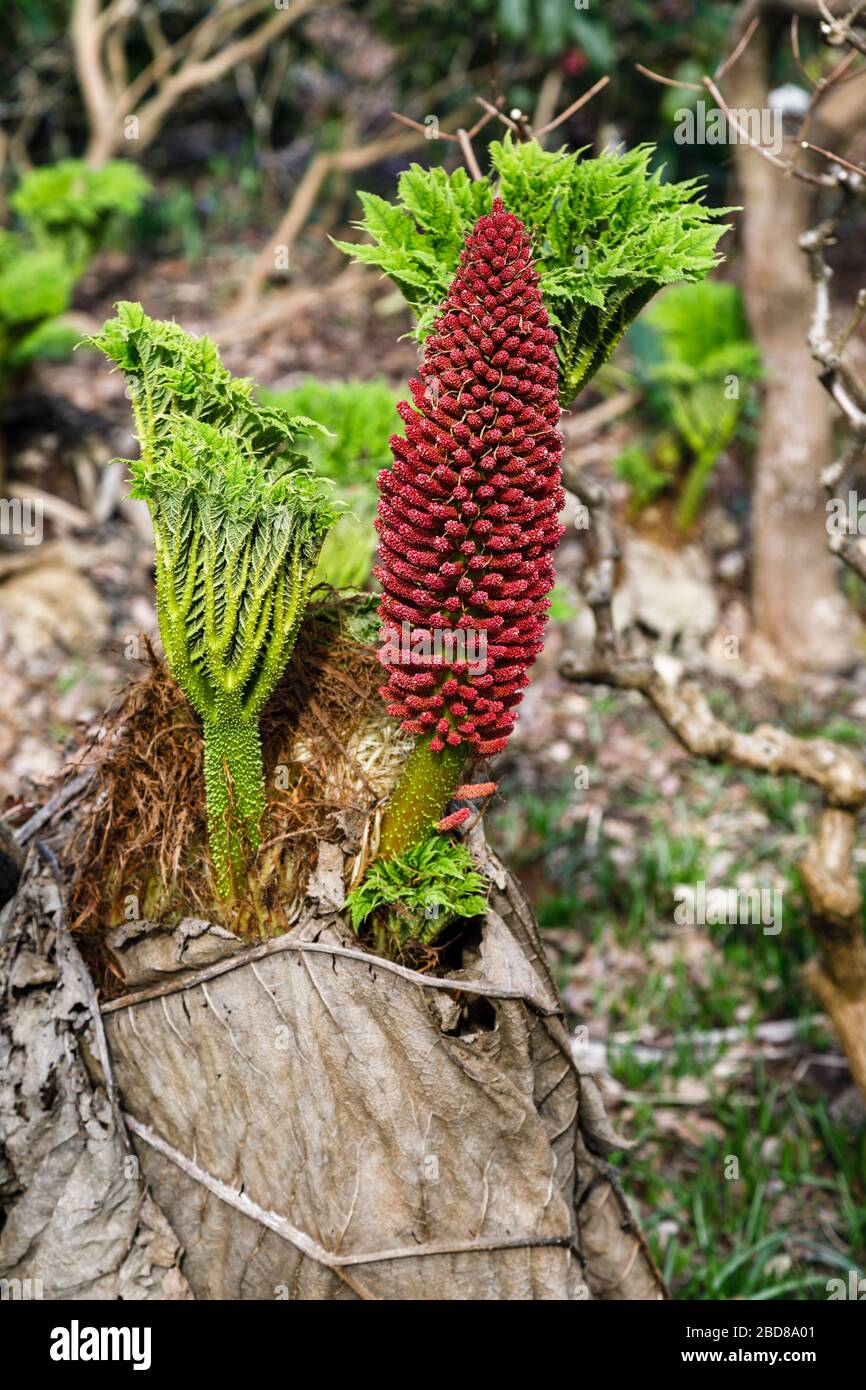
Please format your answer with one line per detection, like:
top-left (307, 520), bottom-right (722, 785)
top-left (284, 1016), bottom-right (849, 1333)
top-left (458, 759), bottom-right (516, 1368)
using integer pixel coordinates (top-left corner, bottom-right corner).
top-left (436, 807), bottom-right (472, 832)
top-left (454, 782), bottom-right (498, 799)
top-left (375, 197), bottom-right (565, 760)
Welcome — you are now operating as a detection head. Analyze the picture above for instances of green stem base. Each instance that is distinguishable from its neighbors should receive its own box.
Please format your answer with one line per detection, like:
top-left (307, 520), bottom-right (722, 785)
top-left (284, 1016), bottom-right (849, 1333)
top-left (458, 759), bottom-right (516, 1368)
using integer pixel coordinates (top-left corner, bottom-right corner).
top-left (202, 696), bottom-right (267, 898)
top-left (378, 737), bottom-right (465, 858)
top-left (676, 447), bottom-right (717, 532)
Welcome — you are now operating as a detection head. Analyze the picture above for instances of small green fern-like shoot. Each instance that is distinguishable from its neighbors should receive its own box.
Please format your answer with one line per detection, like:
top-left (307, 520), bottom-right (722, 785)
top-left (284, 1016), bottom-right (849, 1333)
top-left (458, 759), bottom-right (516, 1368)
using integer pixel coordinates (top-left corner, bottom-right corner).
top-left (334, 135), bottom-right (732, 407)
top-left (87, 303), bottom-right (336, 897)
top-left (346, 833), bottom-right (488, 951)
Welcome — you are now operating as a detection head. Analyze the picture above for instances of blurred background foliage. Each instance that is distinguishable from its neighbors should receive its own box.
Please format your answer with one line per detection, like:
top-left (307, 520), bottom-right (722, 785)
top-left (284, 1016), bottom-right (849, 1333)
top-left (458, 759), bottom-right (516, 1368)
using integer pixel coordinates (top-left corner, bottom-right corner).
top-left (2, 0), bottom-right (803, 234)
top-left (0, 159), bottom-right (149, 392)
top-left (615, 282), bottom-right (762, 529)
top-left (2, 0), bottom-right (864, 1301)
top-left (263, 377), bottom-right (398, 589)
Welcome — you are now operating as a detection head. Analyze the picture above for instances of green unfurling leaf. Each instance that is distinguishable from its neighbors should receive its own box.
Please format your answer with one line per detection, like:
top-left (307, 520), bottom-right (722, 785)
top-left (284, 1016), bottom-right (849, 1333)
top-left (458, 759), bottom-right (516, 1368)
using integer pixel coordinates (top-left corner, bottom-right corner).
top-left (334, 134), bottom-right (732, 406)
top-left (86, 303), bottom-right (337, 896)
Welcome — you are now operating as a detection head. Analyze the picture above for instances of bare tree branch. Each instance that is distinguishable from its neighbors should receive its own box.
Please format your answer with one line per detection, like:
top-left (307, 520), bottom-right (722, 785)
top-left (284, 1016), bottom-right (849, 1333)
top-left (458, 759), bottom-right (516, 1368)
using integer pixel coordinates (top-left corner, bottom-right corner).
top-left (72, 0), bottom-right (323, 166)
top-left (558, 465), bottom-right (866, 1100)
top-left (234, 77), bottom-right (612, 311)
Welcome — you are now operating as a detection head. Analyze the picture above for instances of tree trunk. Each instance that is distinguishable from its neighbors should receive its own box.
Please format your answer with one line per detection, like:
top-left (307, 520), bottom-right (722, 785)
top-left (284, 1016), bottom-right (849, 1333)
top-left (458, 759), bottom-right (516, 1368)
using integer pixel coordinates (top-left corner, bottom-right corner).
top-left (730, 26), bottom-right (857, 671)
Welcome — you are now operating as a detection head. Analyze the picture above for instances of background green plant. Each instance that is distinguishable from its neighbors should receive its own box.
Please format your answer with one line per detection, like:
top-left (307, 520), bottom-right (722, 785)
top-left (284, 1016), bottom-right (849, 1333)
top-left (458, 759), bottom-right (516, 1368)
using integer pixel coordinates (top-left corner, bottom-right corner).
top-left (10, 158), bottom-right (150, 263)
top-left (0, 159), bottom-right (150, 391)
top-left (616, 280), bottom-right (761, 529)
top-left (263, 376), bottom-right (399, 590)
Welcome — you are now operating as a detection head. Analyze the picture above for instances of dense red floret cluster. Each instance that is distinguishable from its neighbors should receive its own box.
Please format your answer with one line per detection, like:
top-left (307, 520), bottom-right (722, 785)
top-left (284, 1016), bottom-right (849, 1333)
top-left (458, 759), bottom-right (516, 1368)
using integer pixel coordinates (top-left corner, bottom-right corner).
top-left (375, 198), bottom-right (565, 757)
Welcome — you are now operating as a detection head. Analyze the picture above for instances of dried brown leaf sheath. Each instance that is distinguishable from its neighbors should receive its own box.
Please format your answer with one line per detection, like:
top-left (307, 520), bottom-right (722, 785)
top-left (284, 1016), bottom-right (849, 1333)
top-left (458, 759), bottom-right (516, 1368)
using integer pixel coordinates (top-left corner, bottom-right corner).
top-left (2, 601), bottom-right (662, 1300)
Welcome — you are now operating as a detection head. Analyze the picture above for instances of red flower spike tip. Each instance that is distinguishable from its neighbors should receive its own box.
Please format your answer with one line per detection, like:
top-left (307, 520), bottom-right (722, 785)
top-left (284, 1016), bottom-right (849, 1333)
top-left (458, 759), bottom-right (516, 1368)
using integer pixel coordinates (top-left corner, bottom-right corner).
top-left (376, 198), bottom-right (565, 758)
top-left (436, 807), bottom-right (472, 833)
top-left (454, 782), bottom-right (498, 799)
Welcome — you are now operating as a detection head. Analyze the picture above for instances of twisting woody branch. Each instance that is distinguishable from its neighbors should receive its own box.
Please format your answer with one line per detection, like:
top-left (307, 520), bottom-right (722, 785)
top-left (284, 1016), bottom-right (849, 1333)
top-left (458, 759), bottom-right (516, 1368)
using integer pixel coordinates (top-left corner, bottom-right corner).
top-left (559, 465), bottom-right (866, 1104)
top-left (561, 7), bottom-right (866, 1100)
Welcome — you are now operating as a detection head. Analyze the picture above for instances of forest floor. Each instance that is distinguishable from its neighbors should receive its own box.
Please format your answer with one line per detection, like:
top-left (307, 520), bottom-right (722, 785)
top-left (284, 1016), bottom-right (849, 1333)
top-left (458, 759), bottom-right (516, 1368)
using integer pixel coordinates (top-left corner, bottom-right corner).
top-left (1, 246), bottom-right (864, 1301)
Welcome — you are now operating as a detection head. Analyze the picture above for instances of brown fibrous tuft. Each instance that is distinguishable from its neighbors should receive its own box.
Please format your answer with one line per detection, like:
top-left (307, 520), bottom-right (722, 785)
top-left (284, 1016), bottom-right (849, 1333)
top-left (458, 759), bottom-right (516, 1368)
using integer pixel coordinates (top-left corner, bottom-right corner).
top-left (66, 598), bottom-right (406, 949)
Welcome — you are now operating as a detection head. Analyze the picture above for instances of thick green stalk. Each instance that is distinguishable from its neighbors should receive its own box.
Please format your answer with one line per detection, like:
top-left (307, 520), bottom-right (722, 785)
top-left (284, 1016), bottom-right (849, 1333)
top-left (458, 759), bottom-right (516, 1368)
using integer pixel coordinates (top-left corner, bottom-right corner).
top-left (202, 692), bottom-right (267, 899)
top-left (378, 736), bottom-right (465, 858)
top-left (675, 445), bottom-right (718, 532)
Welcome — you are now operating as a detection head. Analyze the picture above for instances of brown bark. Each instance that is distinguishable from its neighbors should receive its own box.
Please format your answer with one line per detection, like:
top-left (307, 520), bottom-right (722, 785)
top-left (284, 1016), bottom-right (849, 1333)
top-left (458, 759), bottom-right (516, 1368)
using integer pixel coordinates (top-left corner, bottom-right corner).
top-left (729, 25), bottom-right (858, 670)
top-left (802, 809), bottom-right (866, 1099)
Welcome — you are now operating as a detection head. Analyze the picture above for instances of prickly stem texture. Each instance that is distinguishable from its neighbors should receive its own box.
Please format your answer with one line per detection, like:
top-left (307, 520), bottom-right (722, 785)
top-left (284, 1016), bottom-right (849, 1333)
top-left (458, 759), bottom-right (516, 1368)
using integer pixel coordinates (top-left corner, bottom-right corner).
top-left (152, 504), bottom-right (317, 897)
top-left (376, 199), bottom-right (564, 850)
top-left (378, 739), bottom-right (464, 858)
top-left (87, 304), bottom-right (337, 903)
top-left (202, 701), bottom-right (267, 899)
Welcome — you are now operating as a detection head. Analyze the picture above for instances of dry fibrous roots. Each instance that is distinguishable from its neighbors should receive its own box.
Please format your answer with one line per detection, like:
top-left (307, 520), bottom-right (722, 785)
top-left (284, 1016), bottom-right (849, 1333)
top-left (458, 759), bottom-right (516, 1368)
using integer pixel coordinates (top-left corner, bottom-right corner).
top-left (65, 598), bottom-right (401, 955)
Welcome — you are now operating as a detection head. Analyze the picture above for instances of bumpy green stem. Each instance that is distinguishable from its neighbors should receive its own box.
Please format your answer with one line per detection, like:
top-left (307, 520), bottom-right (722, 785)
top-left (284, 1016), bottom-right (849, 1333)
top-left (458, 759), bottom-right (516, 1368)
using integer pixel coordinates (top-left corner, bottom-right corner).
top-left (202, 693), bottom-right (267, 898)
top-left (378, 736), bottom-right (465, 858)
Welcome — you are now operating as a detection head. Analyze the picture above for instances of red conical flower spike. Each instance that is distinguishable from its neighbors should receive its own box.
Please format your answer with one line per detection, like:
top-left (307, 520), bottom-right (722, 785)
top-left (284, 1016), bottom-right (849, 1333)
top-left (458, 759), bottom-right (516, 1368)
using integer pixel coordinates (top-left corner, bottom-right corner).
top-left (375, 198), bottom-right (565, 761)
